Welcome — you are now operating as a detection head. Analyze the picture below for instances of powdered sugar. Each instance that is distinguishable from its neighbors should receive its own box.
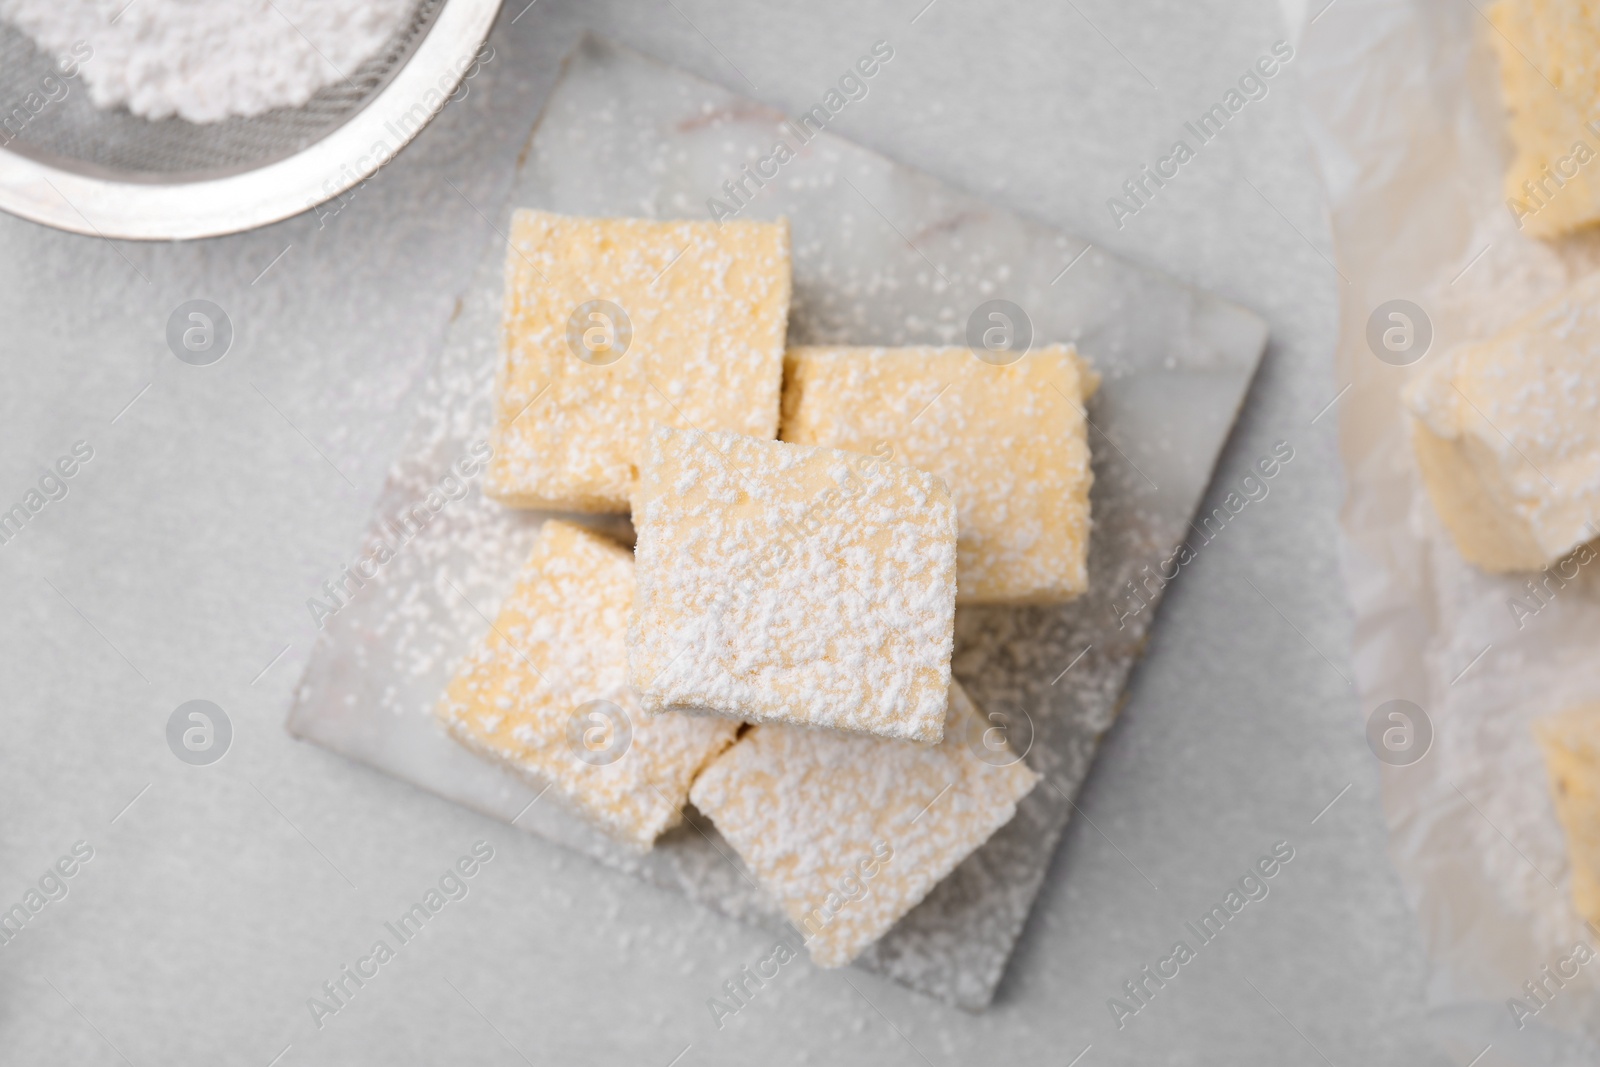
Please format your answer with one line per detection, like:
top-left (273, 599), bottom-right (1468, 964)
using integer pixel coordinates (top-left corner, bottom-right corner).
top-left (0, 0), bottom-right (414, 122)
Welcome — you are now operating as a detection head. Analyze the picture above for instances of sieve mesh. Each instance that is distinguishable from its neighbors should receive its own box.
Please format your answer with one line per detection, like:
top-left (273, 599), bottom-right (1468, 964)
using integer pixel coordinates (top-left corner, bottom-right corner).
top-left (0, 0), bottom-right (442, 180)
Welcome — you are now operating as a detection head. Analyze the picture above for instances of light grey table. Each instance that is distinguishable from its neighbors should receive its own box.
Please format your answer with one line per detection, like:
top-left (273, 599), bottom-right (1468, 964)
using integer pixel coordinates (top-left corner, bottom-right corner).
top-left (0, 1), bottom-right (1450, 1063)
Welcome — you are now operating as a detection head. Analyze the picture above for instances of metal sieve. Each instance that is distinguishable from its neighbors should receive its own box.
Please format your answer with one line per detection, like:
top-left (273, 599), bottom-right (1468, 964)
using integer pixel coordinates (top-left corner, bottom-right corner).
top-left (0, 0), bottom-right (502, 240)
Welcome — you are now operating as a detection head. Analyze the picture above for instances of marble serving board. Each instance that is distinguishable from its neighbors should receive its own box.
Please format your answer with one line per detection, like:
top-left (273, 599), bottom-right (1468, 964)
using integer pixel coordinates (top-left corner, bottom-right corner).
top-left (286, 35), bottom-right (1268, 1009)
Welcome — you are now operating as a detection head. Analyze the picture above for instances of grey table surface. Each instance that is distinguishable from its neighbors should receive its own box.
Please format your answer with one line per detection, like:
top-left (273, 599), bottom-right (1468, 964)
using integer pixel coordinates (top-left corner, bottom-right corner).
top-left (0, 1), bottom-right (1452, 1064)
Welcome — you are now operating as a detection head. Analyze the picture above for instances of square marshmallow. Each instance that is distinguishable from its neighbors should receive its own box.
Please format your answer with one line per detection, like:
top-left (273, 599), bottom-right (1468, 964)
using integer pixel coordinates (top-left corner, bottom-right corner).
top-left (484, 210), bottom-right (791, 512)
top-left (628, 426), bottom-right (958, 743)
top-left (437, 520), bottom-right (737, 849)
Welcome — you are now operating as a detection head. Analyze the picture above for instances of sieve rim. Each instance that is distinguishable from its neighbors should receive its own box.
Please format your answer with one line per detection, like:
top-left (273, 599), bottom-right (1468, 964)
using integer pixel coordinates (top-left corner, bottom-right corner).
top-left (0, 0), bottom-right (504, 241)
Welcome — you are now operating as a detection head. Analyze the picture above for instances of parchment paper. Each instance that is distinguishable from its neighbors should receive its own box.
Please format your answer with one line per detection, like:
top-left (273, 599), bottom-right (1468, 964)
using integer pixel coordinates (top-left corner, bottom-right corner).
top-left (286, 35), bottom-right (1267, 1010)
top-left (1302, 0), bottom-right (1600, 1050)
